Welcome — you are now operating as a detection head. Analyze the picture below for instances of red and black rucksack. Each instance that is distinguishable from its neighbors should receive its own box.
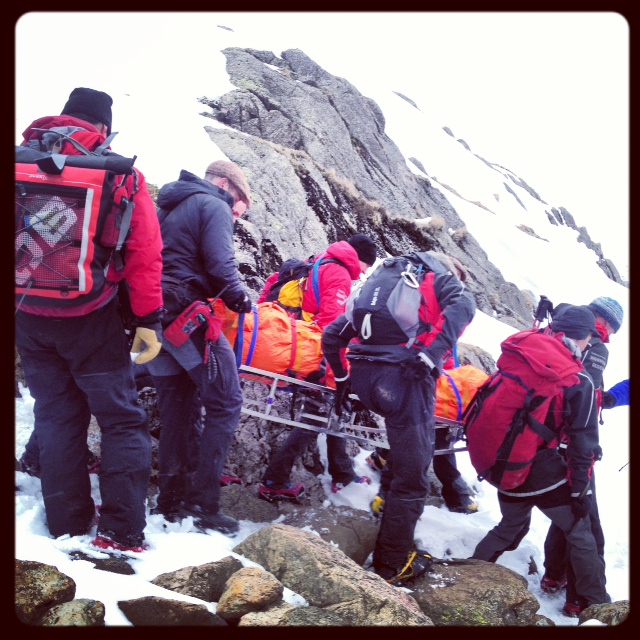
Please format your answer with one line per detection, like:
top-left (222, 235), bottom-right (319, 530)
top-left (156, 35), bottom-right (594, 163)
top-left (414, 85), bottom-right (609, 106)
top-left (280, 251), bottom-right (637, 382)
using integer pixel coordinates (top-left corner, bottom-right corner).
top-left (15, 127), bottom-right (137, 310)
top-left (463, 328), bottom-right (583, 491)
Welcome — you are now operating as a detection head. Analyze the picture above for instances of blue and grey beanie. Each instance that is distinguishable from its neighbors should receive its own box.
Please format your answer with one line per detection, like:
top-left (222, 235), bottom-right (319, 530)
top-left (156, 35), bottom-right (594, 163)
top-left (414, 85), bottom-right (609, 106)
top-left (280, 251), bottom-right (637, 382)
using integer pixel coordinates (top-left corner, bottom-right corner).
top-left (587, 297), bottom-right (624, 333)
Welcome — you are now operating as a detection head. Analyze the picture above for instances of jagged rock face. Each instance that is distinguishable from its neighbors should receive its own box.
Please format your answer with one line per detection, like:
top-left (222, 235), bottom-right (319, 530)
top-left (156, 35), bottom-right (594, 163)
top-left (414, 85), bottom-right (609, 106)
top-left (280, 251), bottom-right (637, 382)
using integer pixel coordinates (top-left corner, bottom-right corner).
top-left (200, 47), bottom-right (537, 329)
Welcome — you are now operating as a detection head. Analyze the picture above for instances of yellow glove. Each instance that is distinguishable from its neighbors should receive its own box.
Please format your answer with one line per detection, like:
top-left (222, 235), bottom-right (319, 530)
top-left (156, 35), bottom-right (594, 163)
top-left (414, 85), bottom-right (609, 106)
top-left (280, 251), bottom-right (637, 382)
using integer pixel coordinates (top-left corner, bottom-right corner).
top-left (131, 327), bottom-right (162, 364)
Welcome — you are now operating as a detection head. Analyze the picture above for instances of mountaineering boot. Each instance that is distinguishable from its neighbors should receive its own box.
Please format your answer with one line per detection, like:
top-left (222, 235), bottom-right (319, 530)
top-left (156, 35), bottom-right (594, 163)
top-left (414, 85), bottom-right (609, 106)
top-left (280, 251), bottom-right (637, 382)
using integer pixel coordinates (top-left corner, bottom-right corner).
top-left (178, 502), bottom-right (240, 536)
top-left (365, 450), bottom-right (387, 473)
top-left (91, 529), bottom-right (148, 553)
top-left (561, 601), bottom-right (583, 618)
top-left (87, 452), bottom-right (101, 475)
top-left (220, 474), bottom-right (242, 486)
top-left (375, 549), bottom-right (434, 586)
top-left (370, 495), bottom-right (385, 518)
top-left (331, 475), bottom-right (372, 494)
top-left (258, 480), bottom-right (305, 503)
top-left (449, 501), bottom-right (479, 515)
top-left (149, 505), bottom-right (182, 524)
top-left (540, 573), bottom-right (568, 594)
top-left (18, 453), bottom-right (40, 478)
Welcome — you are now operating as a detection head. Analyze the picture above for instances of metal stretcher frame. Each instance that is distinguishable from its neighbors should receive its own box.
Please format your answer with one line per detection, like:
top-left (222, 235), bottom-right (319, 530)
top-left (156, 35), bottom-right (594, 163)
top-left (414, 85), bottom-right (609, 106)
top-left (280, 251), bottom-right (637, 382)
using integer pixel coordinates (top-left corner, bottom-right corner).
top-left (238, 364), bottom-right (468, 455)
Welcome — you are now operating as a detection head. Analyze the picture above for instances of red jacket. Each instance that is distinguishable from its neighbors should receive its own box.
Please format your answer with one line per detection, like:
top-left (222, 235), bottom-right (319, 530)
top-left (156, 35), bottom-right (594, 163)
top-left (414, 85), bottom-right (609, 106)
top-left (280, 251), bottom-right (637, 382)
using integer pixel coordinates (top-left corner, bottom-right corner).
top-left (257, 272), bottom-right (280, 304)
top-left (18, 115), bottom-right (163, 318)
top-left (301, 241), bottom-right (362, 330)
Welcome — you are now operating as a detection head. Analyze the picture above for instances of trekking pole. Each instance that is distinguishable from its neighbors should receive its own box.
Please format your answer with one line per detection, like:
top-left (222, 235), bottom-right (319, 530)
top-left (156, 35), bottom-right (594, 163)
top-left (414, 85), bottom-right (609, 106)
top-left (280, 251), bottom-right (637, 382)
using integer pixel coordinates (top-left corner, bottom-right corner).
top-left (619, 462), bottom-right (628, 472)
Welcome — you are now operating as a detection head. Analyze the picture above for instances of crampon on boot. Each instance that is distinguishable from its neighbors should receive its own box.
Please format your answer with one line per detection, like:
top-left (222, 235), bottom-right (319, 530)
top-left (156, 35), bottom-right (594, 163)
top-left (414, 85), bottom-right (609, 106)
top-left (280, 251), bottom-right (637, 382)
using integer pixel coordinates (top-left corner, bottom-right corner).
top-left (376, 549), bottom-right (434, 587)
top-left (370, 495), bottom-right (385, 518)
top-left (258, 481), bottom-right (305, 503)
top-left (561, 601), bottom-right (583, 618)
top-left (331, 475), bottom-right (372, 493)
top-left (540, 573), bottom-right (568, 594)
top-left (91, 531), bottom-right (148, 554)
top-left (365, 450), bottom-right (387, 473)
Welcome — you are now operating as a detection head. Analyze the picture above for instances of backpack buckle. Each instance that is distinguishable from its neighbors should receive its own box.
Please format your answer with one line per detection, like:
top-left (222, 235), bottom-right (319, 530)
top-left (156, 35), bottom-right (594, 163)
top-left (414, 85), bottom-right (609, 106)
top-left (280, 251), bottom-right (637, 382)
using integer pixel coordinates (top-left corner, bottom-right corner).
top-left (400, 266), bottom-right (420, 288)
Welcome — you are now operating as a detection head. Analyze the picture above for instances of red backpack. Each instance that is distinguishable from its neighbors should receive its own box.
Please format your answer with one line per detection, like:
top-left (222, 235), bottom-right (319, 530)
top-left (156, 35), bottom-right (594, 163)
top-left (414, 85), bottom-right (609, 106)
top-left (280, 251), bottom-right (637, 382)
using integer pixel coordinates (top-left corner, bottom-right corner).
top-left (463, 329), bottom-right (583, 490)
top-left (15, 128), bottom-right (137, 310)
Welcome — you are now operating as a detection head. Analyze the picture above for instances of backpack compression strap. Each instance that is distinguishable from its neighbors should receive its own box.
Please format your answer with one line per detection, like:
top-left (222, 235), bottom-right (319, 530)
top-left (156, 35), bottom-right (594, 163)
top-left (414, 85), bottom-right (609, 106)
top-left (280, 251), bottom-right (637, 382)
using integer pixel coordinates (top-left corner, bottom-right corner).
top-left (310, 256), bottom-right (348, 308)
top-left (234, 304), bottom-right (259, 368)
top-left (443, 370), bottom-right (465, 421)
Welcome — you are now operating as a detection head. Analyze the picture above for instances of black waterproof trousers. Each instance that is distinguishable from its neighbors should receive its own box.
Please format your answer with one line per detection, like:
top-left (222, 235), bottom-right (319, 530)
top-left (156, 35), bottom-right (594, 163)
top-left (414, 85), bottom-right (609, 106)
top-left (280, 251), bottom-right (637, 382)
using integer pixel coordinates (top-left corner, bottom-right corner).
top-left (432, 428), bottom-right (473, 510)
top-left (543, 471), bottom-right (606, 607)
top-left (264, 427), bottom-right (355, 486)
top-left (350, 360), bottom-right (436, 573)
top-left (147, 328), bottom-right (242, 515)
top-left (471, 485), bottom-right (609, 606)
top-left (16, 299), bottom-right (151, 541)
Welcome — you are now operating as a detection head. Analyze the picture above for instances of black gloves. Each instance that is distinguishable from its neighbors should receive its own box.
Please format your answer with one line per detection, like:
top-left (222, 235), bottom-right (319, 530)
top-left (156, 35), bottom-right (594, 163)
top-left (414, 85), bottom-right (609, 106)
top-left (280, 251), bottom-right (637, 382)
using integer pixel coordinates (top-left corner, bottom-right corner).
top-left (570, 494), bottom-right (593, 520)
top-left (601, 391), bottom-right (616, 409)
top-left (593, 444), bottom-right (603, 461)
top-left (401, 351), bottom-right (440, 381)
top-left (334, 377), bottom-right (352, 417)
top-left (227, 292), bottom-right (253, 314)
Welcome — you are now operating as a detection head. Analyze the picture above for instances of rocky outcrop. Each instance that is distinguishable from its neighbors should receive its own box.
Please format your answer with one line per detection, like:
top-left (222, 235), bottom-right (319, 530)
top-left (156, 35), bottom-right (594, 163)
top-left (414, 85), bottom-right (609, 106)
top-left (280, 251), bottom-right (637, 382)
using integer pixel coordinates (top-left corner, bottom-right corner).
top-left (200, 47), bottom-right (544, 329)
top-left (15, 560), bottom-right (77, 625)
top-left (232, 523), bottom-right (433, 626)
top-left (15, 525), bottom-right (630, 627)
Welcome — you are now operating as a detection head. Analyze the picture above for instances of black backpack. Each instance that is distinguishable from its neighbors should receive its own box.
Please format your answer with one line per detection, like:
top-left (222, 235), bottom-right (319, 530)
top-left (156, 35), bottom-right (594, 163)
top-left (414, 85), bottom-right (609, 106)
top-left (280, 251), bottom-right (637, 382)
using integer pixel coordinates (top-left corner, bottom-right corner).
top-left (345, 252), bottom-right (447, 347)
top-left (266, 256), bottom-right (346, 319)
top-left (15, 127), bottom-right (137, 310)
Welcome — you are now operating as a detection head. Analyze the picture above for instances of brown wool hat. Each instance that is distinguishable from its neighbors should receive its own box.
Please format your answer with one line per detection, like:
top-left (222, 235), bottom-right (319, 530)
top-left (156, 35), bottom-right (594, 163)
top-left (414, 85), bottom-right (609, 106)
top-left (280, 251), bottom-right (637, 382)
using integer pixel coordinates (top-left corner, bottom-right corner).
top-left (448, 256), bottom-right (468, 282)
top-left (205, 160), bottom-right (251, 209)
top-left (426, 251), bottom-right (468, 282)
top-left (61, 87), bottom-right (113, 135)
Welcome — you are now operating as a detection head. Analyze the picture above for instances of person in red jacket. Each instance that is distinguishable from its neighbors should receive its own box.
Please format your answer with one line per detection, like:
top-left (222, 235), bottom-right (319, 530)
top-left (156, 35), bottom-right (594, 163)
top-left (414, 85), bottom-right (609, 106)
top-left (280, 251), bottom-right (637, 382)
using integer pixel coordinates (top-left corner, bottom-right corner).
top-left (259, 234), bottom-right (378, 502)
top-left (470, 306), bottom-right (610, 615)
top-left (540, 296), bottom-right (623, 616)
top-left (15, 88), bottom-right (163, 552)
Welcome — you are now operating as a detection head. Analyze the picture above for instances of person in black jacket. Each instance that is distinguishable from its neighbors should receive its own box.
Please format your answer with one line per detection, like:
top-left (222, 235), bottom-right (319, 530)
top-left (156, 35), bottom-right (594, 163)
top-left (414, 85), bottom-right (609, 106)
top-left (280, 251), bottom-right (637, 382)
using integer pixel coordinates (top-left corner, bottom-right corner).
top-left (322, 252), bottom-right (476, 586)
top-left (146, 160), bottom-right (254, 535)
top-left (540, 296), bottom-right (623, 615)
top-left (471, 305), bottom-right (610, 616)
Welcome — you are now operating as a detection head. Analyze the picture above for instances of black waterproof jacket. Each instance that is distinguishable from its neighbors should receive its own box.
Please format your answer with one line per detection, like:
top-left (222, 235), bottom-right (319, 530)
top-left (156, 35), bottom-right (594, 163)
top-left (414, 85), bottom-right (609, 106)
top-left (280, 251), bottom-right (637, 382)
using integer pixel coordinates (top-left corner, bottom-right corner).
top-left (581, 330), bottom-right (609, 392)
top-left (156, 170), bottom-right (250, 323)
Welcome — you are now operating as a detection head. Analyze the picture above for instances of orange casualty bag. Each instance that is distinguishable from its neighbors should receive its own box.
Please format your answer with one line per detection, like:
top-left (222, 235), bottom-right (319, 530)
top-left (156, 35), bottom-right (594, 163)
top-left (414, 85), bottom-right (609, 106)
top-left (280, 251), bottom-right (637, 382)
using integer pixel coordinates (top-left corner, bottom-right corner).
top-left (435, 365), bottom-right (489, 421)
top-left (212, 300), bottom-right (325, 379)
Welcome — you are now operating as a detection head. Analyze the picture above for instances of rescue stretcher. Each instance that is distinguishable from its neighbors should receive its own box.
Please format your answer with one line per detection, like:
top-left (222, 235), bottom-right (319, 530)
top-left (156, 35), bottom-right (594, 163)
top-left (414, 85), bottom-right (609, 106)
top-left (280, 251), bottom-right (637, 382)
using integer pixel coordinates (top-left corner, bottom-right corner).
top-left (238, 364), bottom-right (467, 455)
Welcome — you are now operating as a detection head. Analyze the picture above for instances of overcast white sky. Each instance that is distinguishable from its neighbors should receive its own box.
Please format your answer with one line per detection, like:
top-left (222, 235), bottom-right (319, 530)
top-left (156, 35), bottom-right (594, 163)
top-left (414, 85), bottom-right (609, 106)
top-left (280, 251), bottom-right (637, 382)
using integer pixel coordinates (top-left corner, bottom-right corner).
top-left (14, 11), bottom-right (629, 278)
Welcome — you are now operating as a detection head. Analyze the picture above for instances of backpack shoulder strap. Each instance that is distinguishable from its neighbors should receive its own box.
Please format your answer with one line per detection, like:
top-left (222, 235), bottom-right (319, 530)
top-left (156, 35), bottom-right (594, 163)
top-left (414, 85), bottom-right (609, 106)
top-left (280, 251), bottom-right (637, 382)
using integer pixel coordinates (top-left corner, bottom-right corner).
top-left (310, 257), bottom-right (349, 306)
top-left (112, 168), bottom-right (139, 271)
top-left (93, 132), bottom-right (119, 156)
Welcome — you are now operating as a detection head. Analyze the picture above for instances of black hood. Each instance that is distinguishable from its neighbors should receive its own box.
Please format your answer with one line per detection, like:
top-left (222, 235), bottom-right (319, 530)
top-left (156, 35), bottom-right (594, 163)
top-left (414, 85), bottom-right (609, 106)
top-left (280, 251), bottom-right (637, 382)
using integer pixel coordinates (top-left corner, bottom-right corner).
top-left (157, 169), bottom-right (234, 212)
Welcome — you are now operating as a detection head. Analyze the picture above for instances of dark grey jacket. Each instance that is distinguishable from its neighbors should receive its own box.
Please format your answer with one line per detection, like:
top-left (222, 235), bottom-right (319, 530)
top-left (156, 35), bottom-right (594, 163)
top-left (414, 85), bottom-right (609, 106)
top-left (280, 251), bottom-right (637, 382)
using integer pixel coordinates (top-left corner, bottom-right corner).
top-left (156, 170), bottom-right (250, 323)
